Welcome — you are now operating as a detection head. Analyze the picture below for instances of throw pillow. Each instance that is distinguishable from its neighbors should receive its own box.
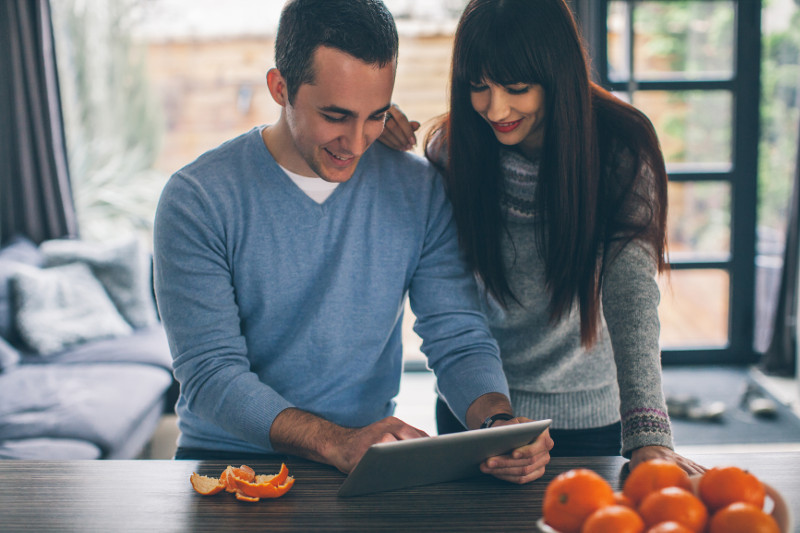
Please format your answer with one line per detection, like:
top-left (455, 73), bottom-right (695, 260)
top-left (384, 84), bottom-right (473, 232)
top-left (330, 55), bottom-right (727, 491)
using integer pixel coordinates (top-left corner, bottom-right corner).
top-left (40, 237), bottom-right (158, 329)
top-left (0, 235), bottom-right (45, 343)
top-left (12, 263), bottom-right (133, 355)
top-left (0, 336), bottom-right (20, 372)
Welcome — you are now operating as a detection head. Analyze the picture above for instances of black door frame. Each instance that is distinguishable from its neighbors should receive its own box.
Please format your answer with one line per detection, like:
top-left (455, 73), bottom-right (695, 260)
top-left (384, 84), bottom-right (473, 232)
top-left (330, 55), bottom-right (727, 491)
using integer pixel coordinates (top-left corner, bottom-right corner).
top-left (571, 0), bottom-right (762, 365)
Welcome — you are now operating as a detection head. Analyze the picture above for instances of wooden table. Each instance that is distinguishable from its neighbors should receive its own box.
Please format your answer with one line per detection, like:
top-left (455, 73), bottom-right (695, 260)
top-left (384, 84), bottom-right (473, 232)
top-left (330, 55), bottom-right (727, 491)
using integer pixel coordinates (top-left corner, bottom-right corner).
top-left (0, 453), bottom-right (797, 532)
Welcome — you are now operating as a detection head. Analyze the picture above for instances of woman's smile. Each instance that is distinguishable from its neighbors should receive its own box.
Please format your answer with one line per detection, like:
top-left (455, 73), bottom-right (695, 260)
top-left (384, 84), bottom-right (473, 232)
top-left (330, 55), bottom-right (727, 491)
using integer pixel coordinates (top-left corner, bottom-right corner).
top-left (490, 119), bottom-right (523, 133)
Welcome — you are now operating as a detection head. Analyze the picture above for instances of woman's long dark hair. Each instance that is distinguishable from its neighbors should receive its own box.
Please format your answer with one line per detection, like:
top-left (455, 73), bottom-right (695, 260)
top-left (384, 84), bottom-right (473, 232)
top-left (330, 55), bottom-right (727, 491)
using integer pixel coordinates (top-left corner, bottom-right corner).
top-left (427, 0), bottom-right (668, 347)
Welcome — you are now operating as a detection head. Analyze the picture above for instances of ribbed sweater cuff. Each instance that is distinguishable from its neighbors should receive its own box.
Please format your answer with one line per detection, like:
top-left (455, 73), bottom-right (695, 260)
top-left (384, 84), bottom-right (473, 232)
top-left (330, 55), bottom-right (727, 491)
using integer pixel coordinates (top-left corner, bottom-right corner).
top-left (620, 407), bottom-right (673, 457)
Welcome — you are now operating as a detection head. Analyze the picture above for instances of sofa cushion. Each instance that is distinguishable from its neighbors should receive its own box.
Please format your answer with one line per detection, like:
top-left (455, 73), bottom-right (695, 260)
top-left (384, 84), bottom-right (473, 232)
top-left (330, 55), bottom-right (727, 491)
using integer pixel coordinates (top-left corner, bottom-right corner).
top-left (0, 236), bottom-right (44, 343)
top-left (0, 336), bottom-right (20, 373)
top-left (41, 237), bottom-right (159, 329)
top-left (0, 363), bottom-right (172, 457)
top-left (19, 325), bottom-right (174, 371)
top-left (12, 262), bottom-right (133, 355)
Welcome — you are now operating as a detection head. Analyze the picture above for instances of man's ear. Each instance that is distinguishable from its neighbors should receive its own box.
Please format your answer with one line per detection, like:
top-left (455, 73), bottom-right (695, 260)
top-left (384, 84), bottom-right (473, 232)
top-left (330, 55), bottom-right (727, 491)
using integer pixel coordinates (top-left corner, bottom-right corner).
top-left (266, 68), bottom-right (288, 107)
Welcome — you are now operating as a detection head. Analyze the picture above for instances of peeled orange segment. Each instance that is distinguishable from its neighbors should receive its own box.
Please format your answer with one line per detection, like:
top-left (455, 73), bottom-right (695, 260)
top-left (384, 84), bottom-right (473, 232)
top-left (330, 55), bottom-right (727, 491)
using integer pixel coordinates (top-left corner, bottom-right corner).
top-left (221, 465), bottom-right (256, 493)
top-left (232, 465), bottom-right (255, 481)
top-left (190, 472), bottom-right (226, 496)
top-left (220, 466), bottom-right (237, 493)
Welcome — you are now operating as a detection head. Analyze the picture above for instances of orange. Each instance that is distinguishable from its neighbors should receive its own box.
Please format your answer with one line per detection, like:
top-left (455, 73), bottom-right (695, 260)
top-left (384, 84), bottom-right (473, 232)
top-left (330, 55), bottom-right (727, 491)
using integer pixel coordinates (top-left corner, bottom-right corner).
top-left (581, 504), bottom-right (645, 533)
top-left (542, 468), bottom-right (616, 533)
top-left (708, 502), bottom-right (780, 533)
top-left (614, 491), bottom-right (635, 509)
top-left (645, 522), bottom-right (694, 533)
top-left (622, 459), bottom-right (692, 506)
top-left (698, 465), bottom-right (766, 512)
top-left (189, 472), bottom-right (225, 495)
top-left (638, 487), bottom-right (708, 533)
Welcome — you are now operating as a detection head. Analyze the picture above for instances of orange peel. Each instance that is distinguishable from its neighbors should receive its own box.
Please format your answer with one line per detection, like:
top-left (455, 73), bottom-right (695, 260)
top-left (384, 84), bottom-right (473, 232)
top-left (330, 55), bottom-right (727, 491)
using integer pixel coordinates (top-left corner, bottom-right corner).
top-left (190, 464), bottom-right (293, 502)
top-left (234, 491), bottom-right (261, 503)
top-left (189, 472), bottom-right (225, 496)
top-left (228, 463), bottom-right (295, 499)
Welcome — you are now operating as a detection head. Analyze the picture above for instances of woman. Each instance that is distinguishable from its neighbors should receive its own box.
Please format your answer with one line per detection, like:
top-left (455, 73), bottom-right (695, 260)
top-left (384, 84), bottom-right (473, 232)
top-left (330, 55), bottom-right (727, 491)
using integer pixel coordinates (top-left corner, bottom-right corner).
top-left (381, 0), bottom-right (703, 473)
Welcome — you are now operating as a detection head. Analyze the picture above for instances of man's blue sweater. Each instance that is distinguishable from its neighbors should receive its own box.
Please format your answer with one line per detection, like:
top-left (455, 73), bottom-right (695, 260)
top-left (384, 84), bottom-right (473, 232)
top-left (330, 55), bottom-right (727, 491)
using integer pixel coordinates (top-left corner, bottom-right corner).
top-left (154, 127), bottom-right (508, 454)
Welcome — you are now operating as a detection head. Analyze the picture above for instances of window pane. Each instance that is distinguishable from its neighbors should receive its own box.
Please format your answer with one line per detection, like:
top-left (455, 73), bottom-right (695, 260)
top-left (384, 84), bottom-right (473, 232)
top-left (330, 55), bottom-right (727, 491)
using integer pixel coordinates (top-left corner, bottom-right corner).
top-left (659, 270), bottom-right (729, 348)
top-left (607, 1), bottom-right (736, 82)
top-left (633, 1), bottom-right (735, 81)
top-left (607, 1), bottom-right (630, 82)
top-left (758, 1), bottom-right (800, 245)
top-left (634, 91), bottom-right (732, 166)
top-left (667, 181), bottom-right (731, 256)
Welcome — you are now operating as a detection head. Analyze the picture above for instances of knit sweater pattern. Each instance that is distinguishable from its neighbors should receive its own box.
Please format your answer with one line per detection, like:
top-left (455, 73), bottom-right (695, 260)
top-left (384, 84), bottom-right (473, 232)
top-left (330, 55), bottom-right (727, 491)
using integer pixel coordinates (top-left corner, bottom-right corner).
top-left (487, 149), bottom-right (673, 456)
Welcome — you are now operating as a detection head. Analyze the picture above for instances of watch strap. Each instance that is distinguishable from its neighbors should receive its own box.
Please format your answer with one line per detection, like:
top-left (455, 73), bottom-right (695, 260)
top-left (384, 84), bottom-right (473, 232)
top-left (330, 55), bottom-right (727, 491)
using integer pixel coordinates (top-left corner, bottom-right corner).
top-left (480, 412), bottom-right (514, 429)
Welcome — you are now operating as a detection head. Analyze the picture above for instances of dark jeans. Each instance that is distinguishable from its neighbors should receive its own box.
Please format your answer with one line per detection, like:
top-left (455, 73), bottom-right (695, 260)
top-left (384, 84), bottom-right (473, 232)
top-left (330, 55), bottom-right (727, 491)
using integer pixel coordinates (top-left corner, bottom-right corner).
top-left (436, 397), bottom-right (622, 457)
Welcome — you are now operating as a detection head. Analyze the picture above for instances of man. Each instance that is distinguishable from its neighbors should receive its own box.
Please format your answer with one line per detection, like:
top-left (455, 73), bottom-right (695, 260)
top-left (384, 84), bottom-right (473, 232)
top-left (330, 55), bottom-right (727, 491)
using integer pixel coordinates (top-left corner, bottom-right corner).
top-left (154, 0), bottom-right (552, 484)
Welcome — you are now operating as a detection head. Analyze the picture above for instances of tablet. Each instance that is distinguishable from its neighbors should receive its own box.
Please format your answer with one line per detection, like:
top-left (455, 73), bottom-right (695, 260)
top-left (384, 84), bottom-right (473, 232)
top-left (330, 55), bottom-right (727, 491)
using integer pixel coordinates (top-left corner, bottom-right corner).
top-left (338, 419), bottom-right (551, 497)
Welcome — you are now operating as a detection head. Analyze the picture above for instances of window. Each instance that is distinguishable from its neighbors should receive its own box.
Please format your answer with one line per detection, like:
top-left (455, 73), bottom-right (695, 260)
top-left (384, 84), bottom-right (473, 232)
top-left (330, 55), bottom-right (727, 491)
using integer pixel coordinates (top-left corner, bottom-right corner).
top-left (578, 0), bottom-right (764, 364)
top-left (53, 1), bottom-right (798, 366)
top-left (51, 0), bottom-right (465, 245)
top-left (51, 0), bottom-right (466, 368)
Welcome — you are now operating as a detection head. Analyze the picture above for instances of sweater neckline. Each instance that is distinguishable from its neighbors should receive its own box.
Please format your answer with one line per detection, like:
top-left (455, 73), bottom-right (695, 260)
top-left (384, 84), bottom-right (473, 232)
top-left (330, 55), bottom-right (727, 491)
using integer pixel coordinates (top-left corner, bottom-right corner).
top-left (254, 126), bottom-right (362, 214)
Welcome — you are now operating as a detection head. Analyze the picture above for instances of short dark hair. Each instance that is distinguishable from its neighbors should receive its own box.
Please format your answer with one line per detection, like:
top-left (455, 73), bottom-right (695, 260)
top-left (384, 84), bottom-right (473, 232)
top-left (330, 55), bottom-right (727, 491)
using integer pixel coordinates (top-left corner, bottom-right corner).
top-left (275, 0), bottom-right (399, 104)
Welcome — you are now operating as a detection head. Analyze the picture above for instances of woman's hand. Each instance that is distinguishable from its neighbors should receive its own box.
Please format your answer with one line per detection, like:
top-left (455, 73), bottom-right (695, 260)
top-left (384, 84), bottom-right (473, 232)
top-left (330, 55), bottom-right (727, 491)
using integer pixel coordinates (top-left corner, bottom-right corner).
top-left (479, 418), bottom-right (554, 484)
top-left (379, 104), bottom-right (420, 152)
top-left (630, 445), bottom-right (706, 475)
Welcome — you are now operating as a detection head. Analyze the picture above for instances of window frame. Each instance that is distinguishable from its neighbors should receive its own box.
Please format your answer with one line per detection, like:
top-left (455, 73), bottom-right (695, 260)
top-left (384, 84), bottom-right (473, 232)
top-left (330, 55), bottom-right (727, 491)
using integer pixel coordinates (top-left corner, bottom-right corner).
top-left (572, 0), bottom-right (762, 365)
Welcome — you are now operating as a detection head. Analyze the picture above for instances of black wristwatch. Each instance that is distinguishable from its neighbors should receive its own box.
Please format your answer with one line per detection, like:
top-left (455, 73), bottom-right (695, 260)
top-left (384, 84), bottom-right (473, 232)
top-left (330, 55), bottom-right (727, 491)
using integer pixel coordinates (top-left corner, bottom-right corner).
top-left (480, 412), bottom-right (515, 429)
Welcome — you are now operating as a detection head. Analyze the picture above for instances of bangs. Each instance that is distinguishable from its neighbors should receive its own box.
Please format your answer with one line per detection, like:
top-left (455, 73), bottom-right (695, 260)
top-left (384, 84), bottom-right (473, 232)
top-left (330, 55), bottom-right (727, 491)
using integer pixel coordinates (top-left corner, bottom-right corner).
top-left (454, 6), bottom-right (545, 87)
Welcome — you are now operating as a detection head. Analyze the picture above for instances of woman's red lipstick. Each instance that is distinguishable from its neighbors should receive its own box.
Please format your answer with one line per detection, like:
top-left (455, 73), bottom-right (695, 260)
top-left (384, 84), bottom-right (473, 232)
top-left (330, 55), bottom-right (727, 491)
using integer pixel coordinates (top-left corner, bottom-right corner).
top-left (490, 119), bottom-right (522, 133)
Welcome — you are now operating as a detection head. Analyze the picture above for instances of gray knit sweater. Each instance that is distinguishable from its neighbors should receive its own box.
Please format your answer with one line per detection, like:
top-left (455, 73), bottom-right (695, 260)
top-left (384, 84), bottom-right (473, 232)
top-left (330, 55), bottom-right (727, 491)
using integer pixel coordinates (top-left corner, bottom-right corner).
top-left (482, 148), bottom-right (673, 456)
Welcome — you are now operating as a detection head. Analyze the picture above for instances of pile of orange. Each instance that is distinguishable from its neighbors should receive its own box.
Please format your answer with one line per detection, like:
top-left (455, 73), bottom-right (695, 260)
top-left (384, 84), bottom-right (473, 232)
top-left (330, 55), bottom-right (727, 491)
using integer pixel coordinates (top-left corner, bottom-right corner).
top-left (190, 463), bottom-right (295, 502)
top-left (542, 460), bottom-right (781, 533)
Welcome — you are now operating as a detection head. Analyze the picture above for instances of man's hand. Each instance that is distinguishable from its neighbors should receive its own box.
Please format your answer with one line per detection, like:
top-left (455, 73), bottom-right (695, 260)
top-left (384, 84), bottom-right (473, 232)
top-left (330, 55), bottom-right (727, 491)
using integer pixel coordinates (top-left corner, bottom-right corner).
top-left (270, 408), bottom-right (428, 474)
top-left (479, 417), bottom-right (554, 484)
top-left (326, 416), bottom-right (430, 473)
top-left (630, 445), bottom-right (706, 476)
top-left (379, 104), bottom-right (420, 151)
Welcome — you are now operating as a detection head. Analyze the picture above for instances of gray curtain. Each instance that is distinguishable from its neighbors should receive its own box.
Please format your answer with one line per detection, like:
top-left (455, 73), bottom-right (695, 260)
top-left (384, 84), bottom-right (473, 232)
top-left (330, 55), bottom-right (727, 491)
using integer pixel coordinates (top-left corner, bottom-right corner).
top-left (0, 0), bottom-right (78, 246)
top-left (761, 119), bottom-right (800, 377)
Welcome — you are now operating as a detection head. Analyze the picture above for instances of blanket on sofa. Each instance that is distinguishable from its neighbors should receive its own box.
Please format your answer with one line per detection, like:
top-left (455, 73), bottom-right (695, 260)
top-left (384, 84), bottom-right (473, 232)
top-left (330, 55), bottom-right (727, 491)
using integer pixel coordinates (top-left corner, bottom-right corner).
top-left (0, 236), bottom-right (174, 459)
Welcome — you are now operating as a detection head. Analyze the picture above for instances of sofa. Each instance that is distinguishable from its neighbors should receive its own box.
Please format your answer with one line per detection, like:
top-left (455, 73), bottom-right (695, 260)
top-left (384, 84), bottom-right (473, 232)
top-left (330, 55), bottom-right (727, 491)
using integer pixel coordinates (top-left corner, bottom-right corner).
top-left (0, 235), bottom-right (175, 459)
